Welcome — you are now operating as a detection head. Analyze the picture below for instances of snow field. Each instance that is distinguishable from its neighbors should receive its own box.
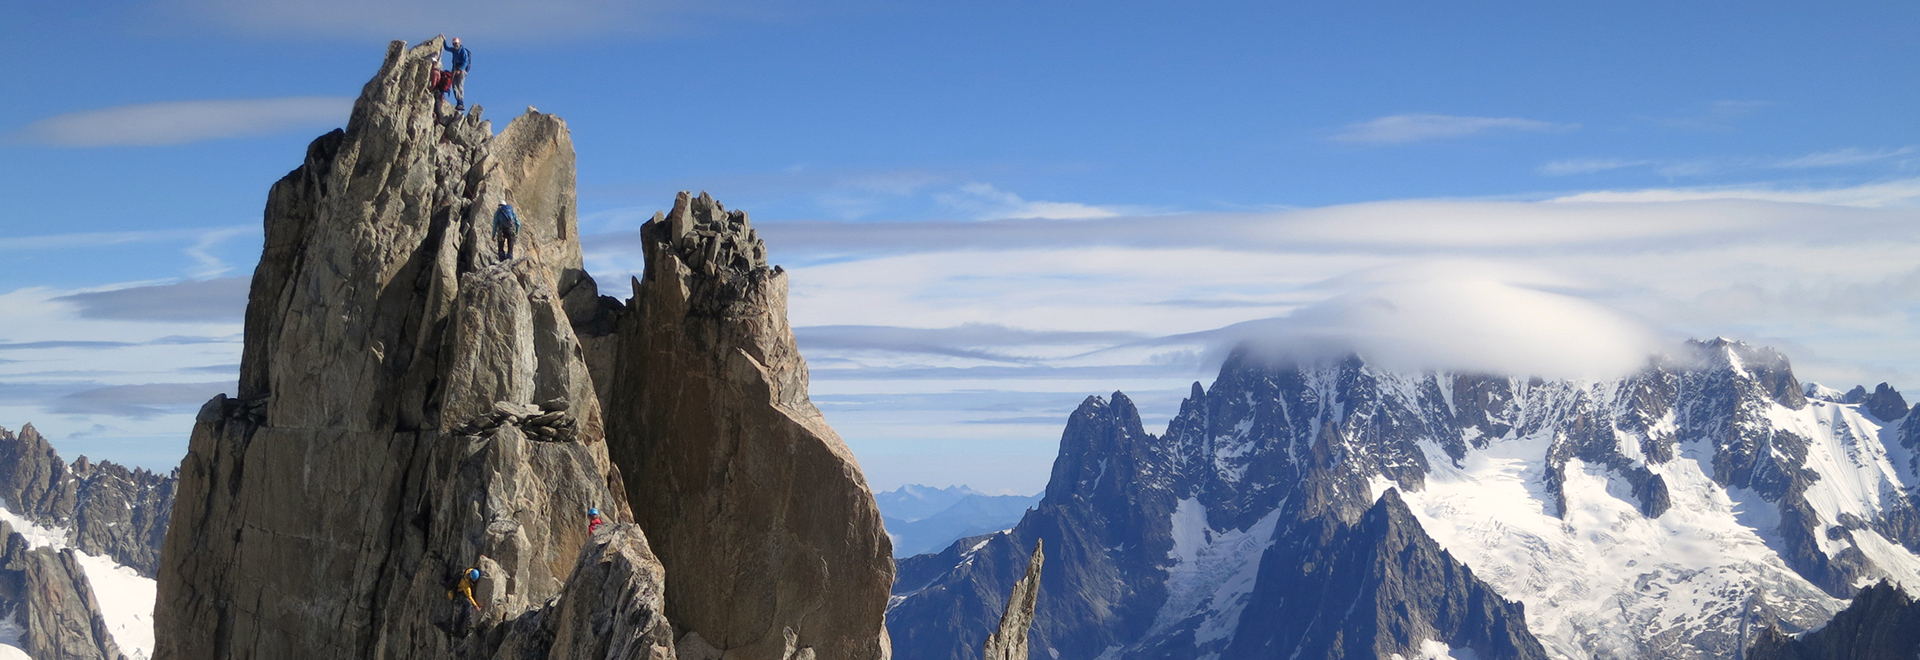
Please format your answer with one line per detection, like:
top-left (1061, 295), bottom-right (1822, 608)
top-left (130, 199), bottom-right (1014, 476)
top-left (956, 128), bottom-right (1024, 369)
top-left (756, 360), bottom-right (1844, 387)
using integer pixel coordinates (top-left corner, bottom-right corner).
top-left (0, 504), bottom-right (156, 660)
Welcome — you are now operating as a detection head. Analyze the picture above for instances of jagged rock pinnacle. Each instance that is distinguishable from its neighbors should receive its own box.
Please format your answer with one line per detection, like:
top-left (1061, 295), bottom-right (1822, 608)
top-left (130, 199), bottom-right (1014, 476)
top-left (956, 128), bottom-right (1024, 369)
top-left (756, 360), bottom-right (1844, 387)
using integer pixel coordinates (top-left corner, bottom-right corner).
top-left (981, 541), bottom-right (1043, 660)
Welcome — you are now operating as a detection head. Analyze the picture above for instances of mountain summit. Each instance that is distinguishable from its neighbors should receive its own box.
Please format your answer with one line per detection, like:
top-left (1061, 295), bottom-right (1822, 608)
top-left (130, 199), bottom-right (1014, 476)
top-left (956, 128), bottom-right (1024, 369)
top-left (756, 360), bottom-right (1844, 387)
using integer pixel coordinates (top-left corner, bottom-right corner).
top-left (153, 38), bottom-right (893, 660)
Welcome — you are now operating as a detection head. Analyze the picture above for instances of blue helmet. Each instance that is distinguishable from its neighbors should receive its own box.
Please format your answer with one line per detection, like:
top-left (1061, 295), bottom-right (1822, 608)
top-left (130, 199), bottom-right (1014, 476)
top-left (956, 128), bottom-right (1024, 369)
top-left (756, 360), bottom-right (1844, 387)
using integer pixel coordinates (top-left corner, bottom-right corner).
top-left (588, 507), bottom-right (600, 517)
top-left (467, 568), bottom-right (481, 581)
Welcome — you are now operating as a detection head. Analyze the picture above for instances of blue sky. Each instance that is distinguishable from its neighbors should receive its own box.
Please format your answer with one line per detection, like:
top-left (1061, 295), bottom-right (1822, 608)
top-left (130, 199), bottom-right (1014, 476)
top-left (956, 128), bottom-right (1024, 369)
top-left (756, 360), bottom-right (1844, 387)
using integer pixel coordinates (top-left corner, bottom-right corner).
top-left (2, 0), bottom-right (1917, 493)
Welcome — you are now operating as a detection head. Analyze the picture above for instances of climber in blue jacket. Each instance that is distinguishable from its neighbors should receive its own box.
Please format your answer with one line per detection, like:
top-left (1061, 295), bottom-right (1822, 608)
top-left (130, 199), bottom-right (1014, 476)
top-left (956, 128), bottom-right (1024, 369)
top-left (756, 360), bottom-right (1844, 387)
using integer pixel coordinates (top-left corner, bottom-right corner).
top-left (443, 36), bottom-right (472, 112)
top-left (494, 195), bottom-right (520, 260)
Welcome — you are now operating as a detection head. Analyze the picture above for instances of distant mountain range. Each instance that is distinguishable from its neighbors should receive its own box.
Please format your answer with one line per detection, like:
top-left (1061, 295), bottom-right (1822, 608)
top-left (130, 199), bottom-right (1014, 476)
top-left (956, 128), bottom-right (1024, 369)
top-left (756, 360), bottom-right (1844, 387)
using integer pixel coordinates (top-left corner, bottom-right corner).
top-left (876, 485), bottom-right (1040, 557)
top-left (886, 338), bottom-right (1920, 660)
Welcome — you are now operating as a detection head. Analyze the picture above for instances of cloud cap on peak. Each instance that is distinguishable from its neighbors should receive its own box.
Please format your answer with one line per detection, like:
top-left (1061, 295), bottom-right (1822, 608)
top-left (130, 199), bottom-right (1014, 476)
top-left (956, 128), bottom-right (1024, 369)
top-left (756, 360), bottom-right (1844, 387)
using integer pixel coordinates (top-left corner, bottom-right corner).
top-left (1216, 265), bottom-right (1663, 380)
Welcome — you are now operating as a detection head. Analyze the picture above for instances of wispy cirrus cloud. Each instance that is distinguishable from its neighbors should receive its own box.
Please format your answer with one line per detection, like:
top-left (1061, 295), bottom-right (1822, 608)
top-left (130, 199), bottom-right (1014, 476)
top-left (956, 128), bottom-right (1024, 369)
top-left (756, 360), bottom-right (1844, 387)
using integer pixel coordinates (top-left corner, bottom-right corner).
top-left (1653, 100), bottom-right (1770, 132)
top-left (932, 183), bottom-right (1128, 220)
top-left (1774, 146), bottom-right (1917, 169)
top-left (1538, 158), bottom-right (1653, 176)
top-left (1550, 177), bottom-right (1920, 208)
top-left (1332, 114), bottom-right (1576, 144)
top-left (1540, 146), bottom-right (1918, 178)
top-left (8, 97), bottom-right (352, 147)
top-left (54, 278), bottom-right (249, 323)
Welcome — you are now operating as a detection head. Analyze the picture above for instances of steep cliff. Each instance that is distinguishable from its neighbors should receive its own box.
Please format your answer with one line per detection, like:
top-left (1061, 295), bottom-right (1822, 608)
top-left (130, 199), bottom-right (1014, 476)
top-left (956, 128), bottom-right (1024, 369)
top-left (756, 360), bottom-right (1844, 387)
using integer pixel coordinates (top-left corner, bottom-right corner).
top-left (155, 38), bottom-right (664, 660)
top-left (589, 191), bottom-right (895, 660)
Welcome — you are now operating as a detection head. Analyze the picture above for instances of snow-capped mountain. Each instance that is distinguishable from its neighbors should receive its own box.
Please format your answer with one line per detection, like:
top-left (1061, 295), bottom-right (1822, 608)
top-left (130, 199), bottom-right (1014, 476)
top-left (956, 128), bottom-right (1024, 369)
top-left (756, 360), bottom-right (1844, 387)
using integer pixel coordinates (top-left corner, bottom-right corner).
top-left (0, 425), bottom-right (173, 660)
top-left (886, 338), bottom-right (1920, 660)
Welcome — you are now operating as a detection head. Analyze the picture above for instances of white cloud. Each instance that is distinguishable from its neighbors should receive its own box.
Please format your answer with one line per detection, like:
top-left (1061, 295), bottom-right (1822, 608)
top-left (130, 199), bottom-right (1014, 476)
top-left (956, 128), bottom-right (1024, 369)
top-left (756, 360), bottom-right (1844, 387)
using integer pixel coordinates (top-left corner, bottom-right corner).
top-left (934, 183), bottom-right (1124, 220)
top-left (1222, 266), bottom-right (1664, 379)
top-left (9, 97), bottom-right (352, 147)
top-left (1332, 114), bottom-right (1576, 144)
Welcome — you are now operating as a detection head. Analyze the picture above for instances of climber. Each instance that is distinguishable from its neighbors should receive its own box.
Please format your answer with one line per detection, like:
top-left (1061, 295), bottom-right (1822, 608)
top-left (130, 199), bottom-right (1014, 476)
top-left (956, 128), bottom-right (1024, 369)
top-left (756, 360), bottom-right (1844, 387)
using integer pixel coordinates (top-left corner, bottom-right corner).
top-left (588, 507), bottom-right (605, 534)
top-left (442, 36), bottom-right (471, 112)
top-left (428, 59), bottom-right (454, 107)
top-left (448, 566), bottom-right (483, 611)
top-left (493, 196), bottom-right (520, 260)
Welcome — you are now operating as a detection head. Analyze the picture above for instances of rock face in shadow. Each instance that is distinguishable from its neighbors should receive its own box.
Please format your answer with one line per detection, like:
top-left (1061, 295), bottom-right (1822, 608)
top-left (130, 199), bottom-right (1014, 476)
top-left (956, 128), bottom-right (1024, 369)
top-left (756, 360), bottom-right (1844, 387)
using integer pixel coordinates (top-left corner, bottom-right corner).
top-left (0, 424), bottom-right (175, 578)
top-left (0, 521), bottom-right (125, 660)
top-left (1747, 581), bottom-right (1920, 660)
top-left (591, 191), bottom-right (894, 660)
top-left (154, 38), bottom-right (662, 660)
top-left (981, 541), bottom-right (1043, 660)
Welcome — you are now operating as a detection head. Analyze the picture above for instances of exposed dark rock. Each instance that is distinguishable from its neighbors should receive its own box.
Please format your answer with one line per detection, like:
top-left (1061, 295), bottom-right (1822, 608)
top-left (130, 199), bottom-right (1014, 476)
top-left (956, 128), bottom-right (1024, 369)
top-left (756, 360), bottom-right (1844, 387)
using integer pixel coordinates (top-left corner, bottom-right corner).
top-left (0, 424), bottom-right (175, 578)
top-left (981, 541), bottom-right (1042, 660)
top-left (1863, 383), bottom-right (1909, 422)
top-left (1747, 581), bottom-right (1920, 660)
top-left (0, 521), bottom-right (125, 660)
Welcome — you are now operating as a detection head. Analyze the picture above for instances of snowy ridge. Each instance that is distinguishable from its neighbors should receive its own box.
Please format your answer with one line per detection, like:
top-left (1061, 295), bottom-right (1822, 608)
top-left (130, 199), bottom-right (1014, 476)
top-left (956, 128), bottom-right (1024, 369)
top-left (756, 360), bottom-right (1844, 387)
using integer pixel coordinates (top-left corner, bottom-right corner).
top-left (1159, 340), bottom-right (1920, 659)
top-left (888, 339), bottom-right (1920, 660)
top-left (0, 503), bottom-right (155, 660)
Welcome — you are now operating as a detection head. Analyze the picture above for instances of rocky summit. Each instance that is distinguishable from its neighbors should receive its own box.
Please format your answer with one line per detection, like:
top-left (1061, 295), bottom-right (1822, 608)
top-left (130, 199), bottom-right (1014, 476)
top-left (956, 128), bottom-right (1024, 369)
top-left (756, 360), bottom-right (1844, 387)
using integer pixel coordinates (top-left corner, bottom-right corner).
top-left (153, 38), bottom-right (893, 660)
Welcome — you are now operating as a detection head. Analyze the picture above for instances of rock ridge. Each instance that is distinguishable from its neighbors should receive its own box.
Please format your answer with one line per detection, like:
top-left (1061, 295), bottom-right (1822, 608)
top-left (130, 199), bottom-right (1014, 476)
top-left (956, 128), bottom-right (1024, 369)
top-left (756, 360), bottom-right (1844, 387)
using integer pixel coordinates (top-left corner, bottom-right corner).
top-left (592, 190), bottom-right (894, 660)
top-left (0, 423), bottom-right (175, 578)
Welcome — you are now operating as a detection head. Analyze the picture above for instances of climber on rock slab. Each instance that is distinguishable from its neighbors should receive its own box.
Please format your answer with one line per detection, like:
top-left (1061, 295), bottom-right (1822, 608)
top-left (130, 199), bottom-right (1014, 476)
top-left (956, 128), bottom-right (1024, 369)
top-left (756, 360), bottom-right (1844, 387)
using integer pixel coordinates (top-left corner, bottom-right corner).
top-left (494, 195), bottom-right (520, 260)
top-left (448, 566), bottom-right (483, 611)
top-left (588, 507), bottom-right (605, 534)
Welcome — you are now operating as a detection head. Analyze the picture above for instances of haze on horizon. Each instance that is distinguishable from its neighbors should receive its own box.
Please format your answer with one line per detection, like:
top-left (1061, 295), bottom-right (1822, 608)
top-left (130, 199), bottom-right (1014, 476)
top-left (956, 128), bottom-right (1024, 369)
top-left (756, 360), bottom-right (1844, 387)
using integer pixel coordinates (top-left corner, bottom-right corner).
top-left (1, 0), bottom-right (1915, 494)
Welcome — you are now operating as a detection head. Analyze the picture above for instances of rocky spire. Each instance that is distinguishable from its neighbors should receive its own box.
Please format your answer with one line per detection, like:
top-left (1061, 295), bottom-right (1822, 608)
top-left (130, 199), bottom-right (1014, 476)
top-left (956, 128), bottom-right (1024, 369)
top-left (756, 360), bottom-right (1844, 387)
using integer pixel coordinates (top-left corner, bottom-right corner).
top-left (592, 190), bottom-right (895, 660)
top-left (155, 37), bottom-right (665, 659)
top-left (981, 541), bottom-right (1043, 660)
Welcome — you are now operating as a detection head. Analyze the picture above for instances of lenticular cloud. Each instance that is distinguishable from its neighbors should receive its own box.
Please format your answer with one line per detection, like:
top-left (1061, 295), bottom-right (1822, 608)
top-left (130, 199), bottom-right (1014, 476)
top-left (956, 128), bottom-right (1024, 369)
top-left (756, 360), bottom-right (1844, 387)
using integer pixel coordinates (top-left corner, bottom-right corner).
top-left (1228, 267), bottom-right (1662, 379)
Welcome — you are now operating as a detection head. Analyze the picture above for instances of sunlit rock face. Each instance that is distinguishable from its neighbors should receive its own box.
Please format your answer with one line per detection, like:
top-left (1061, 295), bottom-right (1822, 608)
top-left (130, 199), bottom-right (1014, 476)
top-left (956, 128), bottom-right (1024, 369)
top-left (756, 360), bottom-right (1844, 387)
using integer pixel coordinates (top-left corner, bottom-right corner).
top-left (890, 339), bottom-right (1920, 660)
top-left (589, 191), bottom-right (895, 660)
top-left (154, 37), bottom-right (658, 660)
top-left (154, 36), bottom-right (897, 660)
